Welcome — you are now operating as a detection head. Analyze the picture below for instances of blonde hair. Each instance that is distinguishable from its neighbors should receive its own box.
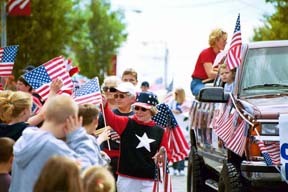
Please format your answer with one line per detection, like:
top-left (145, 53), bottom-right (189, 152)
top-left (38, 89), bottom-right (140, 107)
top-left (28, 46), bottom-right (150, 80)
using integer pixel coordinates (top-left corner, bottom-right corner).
top-left (34, 156), bottom-right (83, 192)
top-left (82, 166), bottom-right (115, 192)
top-left (219, 63), bottom-right (236, 73)
top-left (209, 28), bottom-right (227, 47)
top-left (0, 90), bottom-right (32, 123)
top-left (45, 95), bottom-right (78, 124)
top-left (174, 88), bottom-right (186, 104)
top-left (78, 104), bottom-right (99, 126)
top-left (150, 106), bottom-right (158, 116)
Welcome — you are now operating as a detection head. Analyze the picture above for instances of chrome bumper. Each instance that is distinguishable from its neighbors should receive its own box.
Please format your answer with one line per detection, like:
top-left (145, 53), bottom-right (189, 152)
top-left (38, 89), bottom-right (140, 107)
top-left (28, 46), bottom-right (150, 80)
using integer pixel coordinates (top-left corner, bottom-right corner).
top-left (241, 161), bottom-right (282, 181)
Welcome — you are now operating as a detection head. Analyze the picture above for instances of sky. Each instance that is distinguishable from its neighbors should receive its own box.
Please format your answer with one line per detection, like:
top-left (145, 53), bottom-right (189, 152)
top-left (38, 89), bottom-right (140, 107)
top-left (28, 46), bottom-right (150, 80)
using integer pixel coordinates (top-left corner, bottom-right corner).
top-left (110, 0), bottom-right (275, 96)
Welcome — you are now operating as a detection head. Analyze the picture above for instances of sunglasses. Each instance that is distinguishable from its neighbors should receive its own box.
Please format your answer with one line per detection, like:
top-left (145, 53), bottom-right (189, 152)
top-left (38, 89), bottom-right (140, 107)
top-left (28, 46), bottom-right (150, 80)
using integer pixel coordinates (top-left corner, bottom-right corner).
top-left (114, 93), bottom-right (128, 99)
top-left (102, 86), bottom-right (117, 92)
top-left (134, 106), bottom-right (148, 112)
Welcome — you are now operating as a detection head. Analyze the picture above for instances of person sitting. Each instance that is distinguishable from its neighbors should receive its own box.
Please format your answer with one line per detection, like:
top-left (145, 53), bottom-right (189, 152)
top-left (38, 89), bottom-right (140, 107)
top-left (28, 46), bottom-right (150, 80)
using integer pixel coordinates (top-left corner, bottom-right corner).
top-left (219, 63), bottom-right (236, 93)
top-left (190, 28), bottom-right (227, 96)
top-left (0, 137), bottom-right (15, 192)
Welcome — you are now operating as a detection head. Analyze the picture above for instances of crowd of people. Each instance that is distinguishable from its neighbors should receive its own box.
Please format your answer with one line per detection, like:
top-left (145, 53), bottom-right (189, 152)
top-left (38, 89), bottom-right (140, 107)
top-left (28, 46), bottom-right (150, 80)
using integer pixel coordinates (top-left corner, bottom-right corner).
top-left (0, 25), bottom-right (235, 192)
top-left (0, 66), bottom-right (191, 192)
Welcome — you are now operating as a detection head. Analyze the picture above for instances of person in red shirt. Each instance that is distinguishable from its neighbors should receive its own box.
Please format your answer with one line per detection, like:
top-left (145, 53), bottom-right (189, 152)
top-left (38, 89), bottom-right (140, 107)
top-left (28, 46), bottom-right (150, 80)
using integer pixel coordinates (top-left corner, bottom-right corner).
top-left (191, 28), bottom-right (227, 96)
top-left (102, 92), bottom-right (170, 192)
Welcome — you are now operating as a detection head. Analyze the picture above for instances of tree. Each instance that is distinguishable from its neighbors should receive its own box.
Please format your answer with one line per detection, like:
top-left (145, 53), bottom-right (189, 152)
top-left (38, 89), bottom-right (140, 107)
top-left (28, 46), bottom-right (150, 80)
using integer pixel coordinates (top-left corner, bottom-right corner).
top-left (252, 0), bottom-right (288, 41)
top-left (74, 0), bottom-right (127, 81)
top-left (7, 0), bottom-right (78, 76)
top-left (6, 0), bottom-right (127, 82)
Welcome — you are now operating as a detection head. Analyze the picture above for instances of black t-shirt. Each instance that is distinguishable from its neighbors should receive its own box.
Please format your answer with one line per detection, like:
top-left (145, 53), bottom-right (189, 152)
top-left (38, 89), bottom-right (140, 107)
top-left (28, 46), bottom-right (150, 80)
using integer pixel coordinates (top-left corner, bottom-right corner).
top-left (0, 122), bottom-right (30, 141)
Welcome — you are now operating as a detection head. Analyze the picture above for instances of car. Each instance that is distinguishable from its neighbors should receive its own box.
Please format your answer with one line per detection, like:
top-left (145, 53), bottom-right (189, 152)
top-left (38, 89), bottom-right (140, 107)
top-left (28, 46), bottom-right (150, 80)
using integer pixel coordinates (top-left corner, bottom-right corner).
top-left (187, 40), bottom-right (288, 192)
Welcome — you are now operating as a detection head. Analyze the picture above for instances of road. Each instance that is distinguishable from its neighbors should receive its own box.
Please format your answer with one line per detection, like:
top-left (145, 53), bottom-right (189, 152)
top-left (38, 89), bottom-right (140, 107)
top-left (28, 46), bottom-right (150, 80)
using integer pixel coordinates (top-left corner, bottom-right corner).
top-left (169, 161), bottom-right (187, 192)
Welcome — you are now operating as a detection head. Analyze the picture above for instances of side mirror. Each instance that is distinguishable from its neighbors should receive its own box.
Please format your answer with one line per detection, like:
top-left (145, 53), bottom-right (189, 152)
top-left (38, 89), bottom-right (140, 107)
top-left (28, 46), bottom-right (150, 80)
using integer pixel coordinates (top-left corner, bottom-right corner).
top-left (198, 87), bottom-right (229, 103)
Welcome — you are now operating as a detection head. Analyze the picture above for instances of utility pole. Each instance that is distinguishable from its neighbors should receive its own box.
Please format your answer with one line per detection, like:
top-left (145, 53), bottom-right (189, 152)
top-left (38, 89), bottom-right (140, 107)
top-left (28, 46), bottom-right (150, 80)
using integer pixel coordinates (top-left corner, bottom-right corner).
top-left (1, 1), bottom-right (7, 47)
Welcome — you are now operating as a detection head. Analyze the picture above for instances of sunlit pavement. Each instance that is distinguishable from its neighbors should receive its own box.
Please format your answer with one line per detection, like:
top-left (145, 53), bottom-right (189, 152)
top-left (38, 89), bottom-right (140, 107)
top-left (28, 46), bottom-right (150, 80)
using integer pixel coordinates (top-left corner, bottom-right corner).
top-left (169, 160), bottom-right (187, 192)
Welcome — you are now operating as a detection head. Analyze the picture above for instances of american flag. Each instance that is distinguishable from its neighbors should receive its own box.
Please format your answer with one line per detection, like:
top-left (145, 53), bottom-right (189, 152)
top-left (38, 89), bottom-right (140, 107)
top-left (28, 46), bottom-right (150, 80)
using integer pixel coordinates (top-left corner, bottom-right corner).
top-left (64, 58), bottom-right (79, 77)
top-left (152, 103), bottom-right (189, 163)
top-left (153, 148), bottom-right (172, 192)
top-left (0, 45), bottom-right (19, 77)
top-left (214, 112), bottom-right (236, 144)
top-left (73, 77), bottom-right (102, 105)
top-left (31, 94), bottom-right (43, 115)
top-left (23, 56), bottom-right (73, 100)
top-left (226, 14), bottom-right (242, 70)
top-left (257, 141), bottom-right (280, 165)
top-left (7, 0), bottom-right (31, 16)
top-left (225, 120), bottom-right (248, 156)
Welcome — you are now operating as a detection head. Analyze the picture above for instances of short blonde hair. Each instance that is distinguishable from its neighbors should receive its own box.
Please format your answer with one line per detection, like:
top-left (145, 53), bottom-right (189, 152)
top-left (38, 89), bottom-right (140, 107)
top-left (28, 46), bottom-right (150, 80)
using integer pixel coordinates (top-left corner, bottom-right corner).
top-left (209, 28), bottom-right (227, 47)
top-left (0, 90), bottom-right (32, 123)
top-left (82, 166), bottom-right (115, 192)
top-left (45, 95), bottom-right (78, 124)
top-left (174, 88), bottom-right (186, 104)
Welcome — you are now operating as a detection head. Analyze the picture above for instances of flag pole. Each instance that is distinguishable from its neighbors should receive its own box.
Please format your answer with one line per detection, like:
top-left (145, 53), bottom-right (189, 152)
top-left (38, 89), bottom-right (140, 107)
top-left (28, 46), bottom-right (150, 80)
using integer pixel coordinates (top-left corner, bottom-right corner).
top-left (100, 103), bottom-right (111, 150)
top-left (1, 1), bottom-right (7, 47)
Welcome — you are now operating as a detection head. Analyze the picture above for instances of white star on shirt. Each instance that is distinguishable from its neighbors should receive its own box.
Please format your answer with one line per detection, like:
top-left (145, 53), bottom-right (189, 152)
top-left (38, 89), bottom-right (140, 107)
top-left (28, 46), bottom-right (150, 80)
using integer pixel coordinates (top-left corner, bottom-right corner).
top-left (135, 133), bottom-right (155, 152)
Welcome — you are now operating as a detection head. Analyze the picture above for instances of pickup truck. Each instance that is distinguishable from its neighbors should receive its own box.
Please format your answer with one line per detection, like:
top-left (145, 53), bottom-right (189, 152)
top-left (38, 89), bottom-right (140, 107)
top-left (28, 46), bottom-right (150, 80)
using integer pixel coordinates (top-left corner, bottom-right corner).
top-left (187, 40), bottom-right (288, 192)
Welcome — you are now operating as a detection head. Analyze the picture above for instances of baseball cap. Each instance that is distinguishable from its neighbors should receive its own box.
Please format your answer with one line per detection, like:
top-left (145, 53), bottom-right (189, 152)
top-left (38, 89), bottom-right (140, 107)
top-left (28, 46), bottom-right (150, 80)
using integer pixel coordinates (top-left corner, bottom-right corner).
top-left (115, 82), bottom-right (136, 96)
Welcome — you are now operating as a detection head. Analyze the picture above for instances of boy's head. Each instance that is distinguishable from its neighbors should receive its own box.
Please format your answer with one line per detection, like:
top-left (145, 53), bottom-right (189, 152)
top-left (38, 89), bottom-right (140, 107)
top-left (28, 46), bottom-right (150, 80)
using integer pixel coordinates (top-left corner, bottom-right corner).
top-left (78, 104), bottom-right (99, 134)
top-left (219, 64), bottom-right (236, 84)
top-left (16, 76), bottom-right (33, 93)
top-left (44, 95), bottom-right (78, 137)
top-left (0, 137), bottom-right (15, 170)
top-left (121, 68), bottom-right (138, 86)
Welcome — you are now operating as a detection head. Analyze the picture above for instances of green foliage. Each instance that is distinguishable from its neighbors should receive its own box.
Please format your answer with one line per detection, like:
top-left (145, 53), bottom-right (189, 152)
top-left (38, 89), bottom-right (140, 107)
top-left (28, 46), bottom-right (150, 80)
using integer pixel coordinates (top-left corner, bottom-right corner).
top-left (75, 0), bottom-right (127, 82)
top-left (253, 0), bottom-right (288, 41)
top-left (6, 0), bottom-right (127, 81)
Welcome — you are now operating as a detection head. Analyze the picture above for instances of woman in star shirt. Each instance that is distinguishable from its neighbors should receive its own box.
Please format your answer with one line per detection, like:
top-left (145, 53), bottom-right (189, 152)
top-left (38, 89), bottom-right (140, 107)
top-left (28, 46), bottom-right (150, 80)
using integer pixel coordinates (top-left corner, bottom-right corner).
top-left (102, 92), bottom-right (171, 192)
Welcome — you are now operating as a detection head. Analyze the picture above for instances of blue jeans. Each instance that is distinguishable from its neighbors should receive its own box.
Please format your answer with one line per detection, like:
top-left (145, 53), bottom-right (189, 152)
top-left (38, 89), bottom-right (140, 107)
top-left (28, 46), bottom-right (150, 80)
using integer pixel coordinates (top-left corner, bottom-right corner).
top-left (172, 160), bottom-right (185, 171)
top-left (190, 78), bottom-right (204, 96)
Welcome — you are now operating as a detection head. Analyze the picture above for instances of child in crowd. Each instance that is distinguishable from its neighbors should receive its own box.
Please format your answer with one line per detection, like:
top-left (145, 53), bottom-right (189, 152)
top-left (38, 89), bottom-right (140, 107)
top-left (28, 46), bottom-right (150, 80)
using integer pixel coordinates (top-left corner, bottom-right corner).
top-left (34, 156), bottom-right (83, 192)
top-left (102, 92), bottom-right (170, 192)
top-left (82, 165), bottom-right (115, 192)
top-left (78, 104), bottom-right (111, 166)
top-left (0, 137), bottom-right (15, 192)
top-left (0, 79), bottom-right (63, 141)
top-left (9, 95), bottom-right (100, 192)
top-left (219, 63), bottom-right (236, 93)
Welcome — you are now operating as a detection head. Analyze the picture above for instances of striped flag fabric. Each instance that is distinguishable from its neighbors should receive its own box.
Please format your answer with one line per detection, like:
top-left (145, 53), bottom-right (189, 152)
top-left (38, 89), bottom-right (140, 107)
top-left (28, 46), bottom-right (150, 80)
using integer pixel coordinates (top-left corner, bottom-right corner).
top-left (23, 56), bottom-right (73, 100)
top-left (226, 14), bottom-right (242, 70)
top-left (73, 77), bottom-right (102, 105)
top-left (214, 112), bottom-right (236, 144)
top-left (152, 103), bottom-right (189, 163)
top-left (0, 45), bottom-right (19, 77)
top-left (153, 148), bottom-right (172, 192)
top-left (257, 141), bottom-right (280, 165)
top-left (7, 0), bottom-right (31, 16)
top-left (225, 120), bottom-right (248, 156)
top-left (64, 58), bottom-right (79, 77)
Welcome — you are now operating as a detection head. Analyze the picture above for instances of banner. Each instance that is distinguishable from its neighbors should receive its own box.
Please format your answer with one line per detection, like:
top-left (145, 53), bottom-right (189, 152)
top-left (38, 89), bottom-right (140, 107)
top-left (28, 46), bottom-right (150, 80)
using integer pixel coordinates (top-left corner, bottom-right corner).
top-left (279, 113), bottom-right (288, 182)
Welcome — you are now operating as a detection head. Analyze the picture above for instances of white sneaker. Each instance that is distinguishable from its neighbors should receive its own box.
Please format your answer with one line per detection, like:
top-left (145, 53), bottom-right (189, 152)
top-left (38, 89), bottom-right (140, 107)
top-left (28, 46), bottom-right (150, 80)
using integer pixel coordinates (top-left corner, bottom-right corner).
top-left (179, 170), bottom-right (185, 176)
top-left (173, 169), bottom-right (179, 176)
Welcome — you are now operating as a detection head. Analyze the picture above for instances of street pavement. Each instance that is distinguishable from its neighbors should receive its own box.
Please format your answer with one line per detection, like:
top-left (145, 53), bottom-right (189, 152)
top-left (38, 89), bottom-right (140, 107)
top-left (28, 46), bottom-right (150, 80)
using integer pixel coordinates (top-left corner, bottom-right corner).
top-left (169, 161), bottom-right (187, 192)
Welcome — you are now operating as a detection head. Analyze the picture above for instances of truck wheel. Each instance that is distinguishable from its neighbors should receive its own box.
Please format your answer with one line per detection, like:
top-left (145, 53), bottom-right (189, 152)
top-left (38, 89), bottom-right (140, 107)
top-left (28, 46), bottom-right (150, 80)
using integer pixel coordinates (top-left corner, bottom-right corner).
top-left (218, 162), bottom-right (244, 192)
top-left (187, 147), bottom-right (207, 192)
